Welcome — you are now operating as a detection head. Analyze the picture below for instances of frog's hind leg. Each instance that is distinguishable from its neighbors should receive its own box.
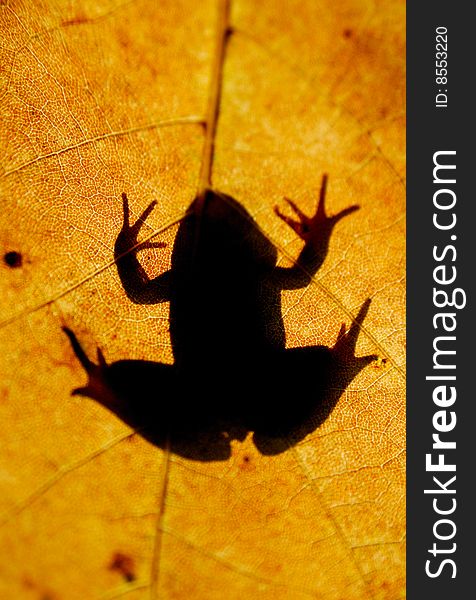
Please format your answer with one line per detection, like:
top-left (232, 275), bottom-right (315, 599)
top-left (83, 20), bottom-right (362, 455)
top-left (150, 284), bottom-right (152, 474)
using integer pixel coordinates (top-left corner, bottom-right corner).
top-left (63, 326), bottom-right (113, 403)
top-left (63, 326), bottom-right (177, 430)
top-left (253, 299), bottom-right (377, 454)
top-left (63, 328), bottom-right (237, 460)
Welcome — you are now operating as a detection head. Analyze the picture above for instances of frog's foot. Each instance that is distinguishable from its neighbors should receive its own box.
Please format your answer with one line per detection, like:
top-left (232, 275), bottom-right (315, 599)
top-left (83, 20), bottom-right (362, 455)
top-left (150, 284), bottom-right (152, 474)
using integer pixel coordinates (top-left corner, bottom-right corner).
top-left (116, 193), bottom-right (166, 255)
top-left (274, 174), bottom-right (359, 245)
top-left (332, 298), bottom-right (378, 367)
top-left (63, 327), bottom-right (117, 406)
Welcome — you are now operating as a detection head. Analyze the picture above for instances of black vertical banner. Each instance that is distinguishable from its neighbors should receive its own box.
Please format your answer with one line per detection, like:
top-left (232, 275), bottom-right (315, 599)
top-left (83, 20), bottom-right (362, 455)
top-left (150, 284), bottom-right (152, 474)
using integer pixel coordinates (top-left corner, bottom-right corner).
top-left (407, 3), bottom-right (474, 598)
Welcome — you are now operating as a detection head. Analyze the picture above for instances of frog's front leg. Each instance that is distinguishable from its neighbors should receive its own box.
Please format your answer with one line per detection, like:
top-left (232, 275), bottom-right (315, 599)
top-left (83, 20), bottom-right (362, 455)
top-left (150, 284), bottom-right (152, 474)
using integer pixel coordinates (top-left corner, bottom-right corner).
top-left (115, 193), bottom-right (173, 304)
top-left (273, 174), bottom-right (359, 289)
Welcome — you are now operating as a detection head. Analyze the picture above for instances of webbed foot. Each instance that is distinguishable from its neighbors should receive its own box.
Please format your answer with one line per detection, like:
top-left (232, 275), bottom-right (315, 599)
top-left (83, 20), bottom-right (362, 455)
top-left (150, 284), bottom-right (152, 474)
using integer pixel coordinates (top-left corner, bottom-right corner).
top-left (332, 298), bottom-right (378, 368)
top-left (115, 193), bottom-right (166, 256)
top-left (63, 327), bottom-right (116, 407)
top-left (274, 174), bottom-right (359, 245)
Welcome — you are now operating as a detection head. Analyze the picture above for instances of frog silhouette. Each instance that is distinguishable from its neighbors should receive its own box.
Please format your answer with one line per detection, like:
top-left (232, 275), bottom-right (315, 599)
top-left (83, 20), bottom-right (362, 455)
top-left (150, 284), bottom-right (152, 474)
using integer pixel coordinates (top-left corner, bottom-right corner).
top-left (64, 175), bottom-right (377, 460)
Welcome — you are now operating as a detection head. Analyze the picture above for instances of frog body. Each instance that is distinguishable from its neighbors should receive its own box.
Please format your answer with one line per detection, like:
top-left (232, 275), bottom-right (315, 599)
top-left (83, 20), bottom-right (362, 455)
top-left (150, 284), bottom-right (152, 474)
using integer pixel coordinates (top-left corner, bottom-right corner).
top-left (65, 180), bottom-right (376, 460)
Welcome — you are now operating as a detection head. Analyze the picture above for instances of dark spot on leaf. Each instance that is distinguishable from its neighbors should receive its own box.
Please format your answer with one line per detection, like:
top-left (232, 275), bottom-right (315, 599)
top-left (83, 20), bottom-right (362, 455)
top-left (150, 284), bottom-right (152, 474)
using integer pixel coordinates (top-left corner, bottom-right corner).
top-left (21, 576), bottom-right (55, 599)
top-left (343, 28), bottom-right (353, 38)
top-left (62, 17), bottom-right (90, 26)
top-left (22, 576), bottom-right (34, 589)
top-left (243, 455), bottom-right (250, 463)
top-left (4, 251), bottom-right (22, 268)
top-left (109, 552), bottom-right (136, 582)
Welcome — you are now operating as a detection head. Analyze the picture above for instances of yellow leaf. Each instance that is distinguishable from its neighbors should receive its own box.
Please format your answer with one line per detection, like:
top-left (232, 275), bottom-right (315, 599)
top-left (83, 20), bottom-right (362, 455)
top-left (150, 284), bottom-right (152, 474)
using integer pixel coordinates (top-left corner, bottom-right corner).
top-left (0, 0), bottom-right (405, 598)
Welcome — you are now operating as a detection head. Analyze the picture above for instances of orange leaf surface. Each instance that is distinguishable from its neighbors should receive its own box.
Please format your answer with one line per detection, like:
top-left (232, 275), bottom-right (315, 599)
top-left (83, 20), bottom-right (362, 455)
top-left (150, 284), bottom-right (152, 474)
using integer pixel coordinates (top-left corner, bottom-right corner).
top-left (0, 0), bottom-right (405, 598)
